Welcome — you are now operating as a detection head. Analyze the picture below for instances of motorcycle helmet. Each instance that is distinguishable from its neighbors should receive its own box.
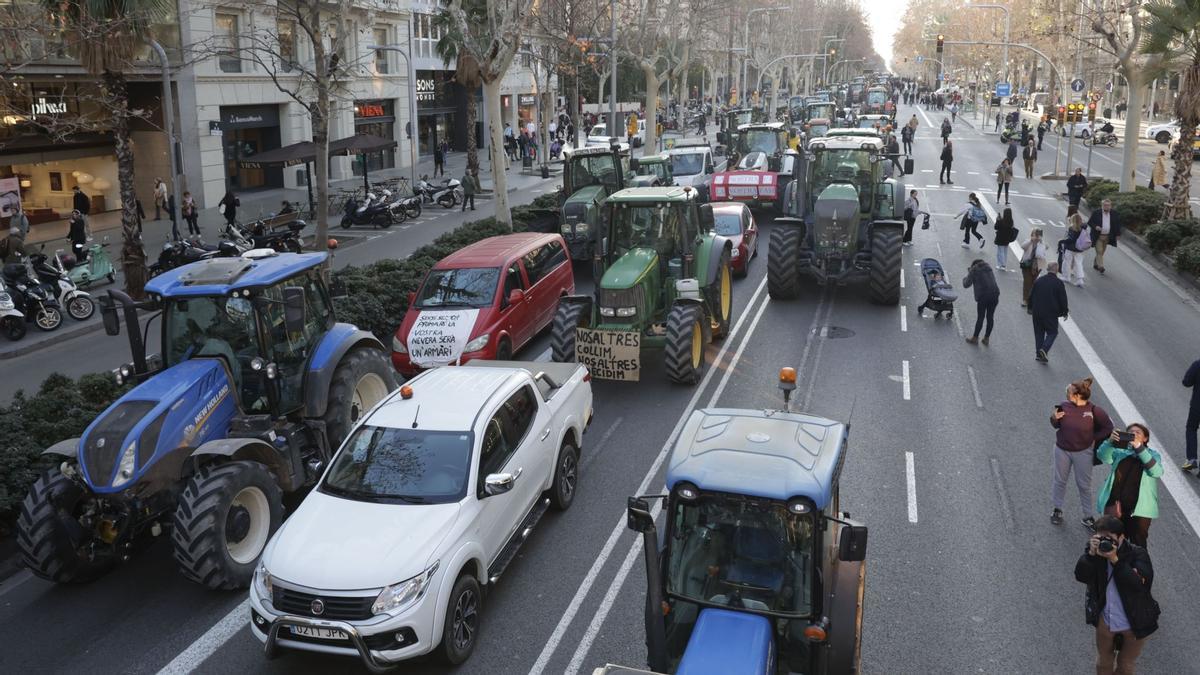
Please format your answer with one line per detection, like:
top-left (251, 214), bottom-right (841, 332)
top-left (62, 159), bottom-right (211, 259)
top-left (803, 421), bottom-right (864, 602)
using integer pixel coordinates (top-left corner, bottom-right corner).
top-left (58, 253), bottom-right (78, 270)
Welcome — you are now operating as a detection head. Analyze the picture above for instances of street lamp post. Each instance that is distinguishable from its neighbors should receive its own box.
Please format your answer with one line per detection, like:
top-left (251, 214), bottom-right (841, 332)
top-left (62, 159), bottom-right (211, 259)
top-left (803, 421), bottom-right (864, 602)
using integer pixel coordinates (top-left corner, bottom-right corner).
top-left (147, 40), bottom-right (182, 241)
top-left (740, 7), bottom-right (786, 105)
top-left (368, 44), bottom-right (418, 185)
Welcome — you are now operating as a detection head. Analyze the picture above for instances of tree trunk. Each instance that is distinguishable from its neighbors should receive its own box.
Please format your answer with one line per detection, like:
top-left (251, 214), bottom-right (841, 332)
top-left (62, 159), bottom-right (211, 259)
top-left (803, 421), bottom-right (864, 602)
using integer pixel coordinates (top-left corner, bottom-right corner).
top-left (312, 90), bottom-right (330, 253)
top-left (642, 63), bottom-right (659, 153)
top-left (465, 85), bottom-right (480, 173)
top-left (569, 73), bottom-right (580, 147)
top-left (1118, 66), bottom-right (1145, 193)
top-left (1163, 62), bottom-right (1199, 221)
top-left (483, 79), bottom-right (511, 228)
top-left (104, 71), bottom-right (147, 299)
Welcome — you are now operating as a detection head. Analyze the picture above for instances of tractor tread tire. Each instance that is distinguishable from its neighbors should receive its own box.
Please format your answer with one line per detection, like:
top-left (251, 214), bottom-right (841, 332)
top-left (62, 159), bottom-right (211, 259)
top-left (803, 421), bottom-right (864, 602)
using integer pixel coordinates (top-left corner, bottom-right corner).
top-left (869, 227), bottom-right (902, 306)
top-left (322, 347), bottom-right (398, 451)
top-left (550, 302), bottom-right (585, 363)
top-left (664, 303), bottom-right (709, 385)
top-left (17, 468), bottom-right (111, 584)
top-left (172, 461), bottom-right (283, 590)
top-left (704, 250), bottom-right (734, 340)
top-left (768, 226), bottom-right (803, 300)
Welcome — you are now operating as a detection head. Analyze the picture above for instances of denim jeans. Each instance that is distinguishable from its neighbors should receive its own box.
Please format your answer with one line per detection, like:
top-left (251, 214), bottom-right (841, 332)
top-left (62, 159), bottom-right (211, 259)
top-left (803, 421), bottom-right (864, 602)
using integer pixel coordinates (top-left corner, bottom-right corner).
top-left (996, 245), bottom-right (1009, 268)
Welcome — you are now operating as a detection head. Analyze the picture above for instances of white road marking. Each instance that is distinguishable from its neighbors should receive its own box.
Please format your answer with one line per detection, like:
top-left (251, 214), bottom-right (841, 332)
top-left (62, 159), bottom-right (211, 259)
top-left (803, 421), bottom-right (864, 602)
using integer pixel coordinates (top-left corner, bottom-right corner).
top-left (900, 267), bottom-right (906, 289)
top-left (901, 359), bottom-right (911, 400)
top-left (905, 451), bottom-right (919, 523)
top-left (935, 241), bottom-right (943, 257)
top-left (899, 304), bottom-right (908, 332)
top-left (154, 599), bottom-right (249, 675)
top-left (951, 304), bottom-right (964, 336)
top-left (967, 365), bottom-right (983, 408)
top-left (920, 169), bottom-right (934, 173)
top-left (579, 416), bottom-right (624, 473)
top-left (967, 171), bottom-right (979, 175)
top-left (529, 275), bottom-right (771, 675)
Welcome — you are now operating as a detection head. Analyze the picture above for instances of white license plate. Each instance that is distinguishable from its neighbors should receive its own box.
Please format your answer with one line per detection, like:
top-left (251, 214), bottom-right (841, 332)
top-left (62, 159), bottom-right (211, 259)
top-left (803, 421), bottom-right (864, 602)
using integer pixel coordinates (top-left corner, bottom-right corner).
top-left (290, 625), bottom-right (348, 641)
top-left (728, 186), bottom-right (759, 197)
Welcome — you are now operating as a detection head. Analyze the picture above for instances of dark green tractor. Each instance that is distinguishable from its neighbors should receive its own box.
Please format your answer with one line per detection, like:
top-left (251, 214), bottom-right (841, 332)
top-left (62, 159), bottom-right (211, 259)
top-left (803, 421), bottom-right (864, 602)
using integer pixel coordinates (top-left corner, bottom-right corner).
top-left (551, 187), bottom-right (733, 385)
top-left (768, 133), bottom-right (913, 305)
top-left (559, 143), bottom-right (630, 260)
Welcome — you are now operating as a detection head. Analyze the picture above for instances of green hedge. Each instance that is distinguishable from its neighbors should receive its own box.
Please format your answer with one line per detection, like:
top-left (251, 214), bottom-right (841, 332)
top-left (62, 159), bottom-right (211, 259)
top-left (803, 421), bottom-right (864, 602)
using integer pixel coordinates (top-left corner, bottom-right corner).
top-left (1175, 235), bottom-right (1200, 276)
top-left (0, 373), bottom-right (129, 523)
top-left (1084, 178), bottom-right (1120, 204)
top-left (1144, 219), bottom-right (1200, 254)
top-left (1108, 190), bottom-right (1167, 233)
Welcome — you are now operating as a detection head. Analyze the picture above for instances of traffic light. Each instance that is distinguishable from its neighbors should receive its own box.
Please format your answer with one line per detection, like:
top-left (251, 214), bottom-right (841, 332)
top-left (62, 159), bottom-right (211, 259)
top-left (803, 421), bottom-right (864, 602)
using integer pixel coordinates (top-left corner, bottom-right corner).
top-left (829, 48), bottom-right (837, 57)
top-left (1087, 101), bottom-right (1097, 122)
top-left (1057, 105), bottom-right (1067, 125)
top-left (936, 34), bottom-right (944, 54)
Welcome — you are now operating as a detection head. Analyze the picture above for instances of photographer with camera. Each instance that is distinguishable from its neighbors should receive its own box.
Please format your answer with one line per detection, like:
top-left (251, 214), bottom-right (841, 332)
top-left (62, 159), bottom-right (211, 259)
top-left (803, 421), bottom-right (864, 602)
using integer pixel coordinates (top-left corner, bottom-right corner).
top-left (1074, 516), bottom-right (1159, 675)
top-left (1095, 424), bottom-right (1162, 547)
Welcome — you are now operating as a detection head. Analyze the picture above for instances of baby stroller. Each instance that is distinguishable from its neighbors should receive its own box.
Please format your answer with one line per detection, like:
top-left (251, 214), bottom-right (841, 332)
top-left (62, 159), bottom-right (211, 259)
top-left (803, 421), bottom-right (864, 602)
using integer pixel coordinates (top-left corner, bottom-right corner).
top-left (916, 258), bottom-right (958, 318)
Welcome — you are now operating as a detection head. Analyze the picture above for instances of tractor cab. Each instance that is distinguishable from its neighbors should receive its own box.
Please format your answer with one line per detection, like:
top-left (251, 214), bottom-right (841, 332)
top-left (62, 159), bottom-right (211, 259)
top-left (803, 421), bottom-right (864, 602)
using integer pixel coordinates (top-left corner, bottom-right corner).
top-left (862, 86), bottom-right (891, 116)
top-left (628, 153), bottom-right (674, 187)
top-left (788, 95), bottom-right (807, 124)
top-left (560, 143), bottom-right (631, 260)
top-left (718, 108), bottom-right (761, 144)
top-left (807, 101), bottom-right (837, 123)
top-left (623, 369), bottom-right (868, 675)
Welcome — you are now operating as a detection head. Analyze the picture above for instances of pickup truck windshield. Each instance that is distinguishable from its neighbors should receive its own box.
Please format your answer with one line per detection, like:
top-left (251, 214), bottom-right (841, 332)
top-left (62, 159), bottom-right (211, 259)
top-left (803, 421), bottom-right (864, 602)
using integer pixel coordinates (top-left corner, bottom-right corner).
top-left (321, 426), bottom-right (472, 504)
top-left (666, 495), bottom-right (813, 618)
top-left (415, 267), bottom-right (499, 308)
top-left (737, 130), bottom-right (781, 155)
top-left (670, 153), bottom-right (704, 176)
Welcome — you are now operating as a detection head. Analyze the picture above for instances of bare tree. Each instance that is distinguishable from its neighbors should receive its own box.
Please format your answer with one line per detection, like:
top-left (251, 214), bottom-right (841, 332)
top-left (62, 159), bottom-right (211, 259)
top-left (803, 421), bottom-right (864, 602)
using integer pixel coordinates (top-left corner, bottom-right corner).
top-left (1093, 2), bottom-right (1159, 193)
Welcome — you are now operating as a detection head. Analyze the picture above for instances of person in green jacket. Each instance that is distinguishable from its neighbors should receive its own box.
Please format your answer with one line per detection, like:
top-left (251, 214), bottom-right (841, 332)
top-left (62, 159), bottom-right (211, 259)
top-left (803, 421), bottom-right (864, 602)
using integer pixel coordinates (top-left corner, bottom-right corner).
top-left (1095, 423), bottom-right (1162, 547)
top-left (460, 169), bottom-right (477, 212)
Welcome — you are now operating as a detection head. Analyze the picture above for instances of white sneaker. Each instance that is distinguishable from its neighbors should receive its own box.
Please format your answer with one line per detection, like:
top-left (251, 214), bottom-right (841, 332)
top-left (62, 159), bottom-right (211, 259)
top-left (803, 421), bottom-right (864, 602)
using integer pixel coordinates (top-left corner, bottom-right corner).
top-left (961, 243), bottom-right (970, 248)
top-left (997, 265), bottom-right (1006, 271)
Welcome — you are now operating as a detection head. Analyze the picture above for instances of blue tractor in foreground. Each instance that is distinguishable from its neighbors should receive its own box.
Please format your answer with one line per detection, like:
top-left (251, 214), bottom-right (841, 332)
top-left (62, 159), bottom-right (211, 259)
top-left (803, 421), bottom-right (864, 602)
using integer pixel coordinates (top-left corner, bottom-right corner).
top-left (17, 251), bottom-right (397, 589)
top-left (612, 368), bottom-right (867, 675)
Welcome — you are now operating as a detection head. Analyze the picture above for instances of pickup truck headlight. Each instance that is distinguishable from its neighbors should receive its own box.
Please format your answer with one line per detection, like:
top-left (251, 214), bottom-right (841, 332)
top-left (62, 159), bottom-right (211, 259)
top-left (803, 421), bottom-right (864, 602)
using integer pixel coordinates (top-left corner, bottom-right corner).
top-left (255, 561), bottom-right (273, 600)
top-left (392, 335), bottom-right (408, 354)
top-left (463, 333), bottom-right (490, 353)
top-left (372, 560), bottom-right (439, 615)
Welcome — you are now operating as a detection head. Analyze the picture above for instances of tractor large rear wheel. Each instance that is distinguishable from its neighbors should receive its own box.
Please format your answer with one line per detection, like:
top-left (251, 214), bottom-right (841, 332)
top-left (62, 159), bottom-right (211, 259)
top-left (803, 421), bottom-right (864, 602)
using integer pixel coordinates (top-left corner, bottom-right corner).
top-left (664, 303), bottom-right (710, 385)
top-left (704, 251), bottom-right (734, 340)
top-left (550, 301), bottom-right (587, 362)
top-left (17, 468), bottom-right (113, 584)
top-left (323, 348), bottom-right (397, 450)
top-left (768, 226), bottom-right (802, 300)
top-left (868, 227), bottom-right (902, 305)
top-left (172, 461), bottom-right (283, 589)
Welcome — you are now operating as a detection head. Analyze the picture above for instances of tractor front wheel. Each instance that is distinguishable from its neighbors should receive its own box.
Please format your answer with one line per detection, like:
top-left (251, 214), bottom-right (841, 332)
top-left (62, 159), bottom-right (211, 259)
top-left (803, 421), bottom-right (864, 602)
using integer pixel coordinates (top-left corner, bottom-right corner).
top-left (550, 301), bottom-right (587, 362)
top-left (768, 226), bottom-right (802, 300)
top-left (868, 227), bottom-right (902, 305)
top-left (664, 303), bottom-right (710, 385)
top-left (18, 467), bottom-right (114, 584)
top-left (323, 348), bottom-right (397, 450)
top-left (704, 251), bottom-right (733, 340)
top-left (172, 461), bottom-right (283, 589)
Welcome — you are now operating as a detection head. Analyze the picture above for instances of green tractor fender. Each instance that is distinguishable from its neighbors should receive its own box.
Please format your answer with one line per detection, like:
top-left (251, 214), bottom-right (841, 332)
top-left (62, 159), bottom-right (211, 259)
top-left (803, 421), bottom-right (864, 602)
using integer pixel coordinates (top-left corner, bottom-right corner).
top-left (694, 234), bottom-right (733, 288)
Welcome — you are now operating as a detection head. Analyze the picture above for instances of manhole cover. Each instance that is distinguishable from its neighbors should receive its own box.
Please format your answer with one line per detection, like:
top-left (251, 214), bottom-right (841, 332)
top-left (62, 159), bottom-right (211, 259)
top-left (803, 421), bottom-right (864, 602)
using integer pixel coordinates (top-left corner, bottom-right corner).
top-left (815, 326), bottom-right (855, 338)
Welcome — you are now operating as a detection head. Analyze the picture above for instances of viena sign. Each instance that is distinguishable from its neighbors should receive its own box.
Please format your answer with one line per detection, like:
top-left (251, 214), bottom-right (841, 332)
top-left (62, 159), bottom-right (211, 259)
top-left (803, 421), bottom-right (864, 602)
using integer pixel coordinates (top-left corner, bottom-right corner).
top-left (30, 97), bottom-right (67, 115)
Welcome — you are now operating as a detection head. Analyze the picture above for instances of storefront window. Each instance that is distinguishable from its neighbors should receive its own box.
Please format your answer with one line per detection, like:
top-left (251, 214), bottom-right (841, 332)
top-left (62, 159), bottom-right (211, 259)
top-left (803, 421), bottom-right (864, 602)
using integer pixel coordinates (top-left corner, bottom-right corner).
top-left (215, 13), bottom-right (241, 73)
top-left (278, 21), bottom-right (296, 73)
top-left (374, 27), bottom-right (389, 73)
top-left (354, 100), bottom-right (396, 175)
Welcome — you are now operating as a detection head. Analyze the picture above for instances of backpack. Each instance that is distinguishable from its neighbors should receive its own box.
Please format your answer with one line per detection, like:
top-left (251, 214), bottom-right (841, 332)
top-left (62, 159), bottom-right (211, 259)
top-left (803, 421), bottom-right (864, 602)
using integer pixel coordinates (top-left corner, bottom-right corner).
top-left (1076, 226), bottom-right (1092, 251)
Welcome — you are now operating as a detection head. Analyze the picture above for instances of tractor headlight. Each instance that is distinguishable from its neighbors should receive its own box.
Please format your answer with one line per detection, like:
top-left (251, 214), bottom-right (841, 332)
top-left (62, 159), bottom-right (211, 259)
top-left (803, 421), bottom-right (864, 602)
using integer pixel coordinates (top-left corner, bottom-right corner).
top-left (392, 335), bottom-right (408, 354)
top-left (372, 560), bottom-right (439, 615)
top-left (0, 292), bottom-right (13, 311)
top-left (615, 306), bottom-right (637, 317)
top-left (255, 561), bottom-right (274, 600)
top-left (463, 333), bottom-right (490, 353)
top-left (111, 442), bottom-right (138, 487)
top-left (599, 307), bottom-right (615, 317)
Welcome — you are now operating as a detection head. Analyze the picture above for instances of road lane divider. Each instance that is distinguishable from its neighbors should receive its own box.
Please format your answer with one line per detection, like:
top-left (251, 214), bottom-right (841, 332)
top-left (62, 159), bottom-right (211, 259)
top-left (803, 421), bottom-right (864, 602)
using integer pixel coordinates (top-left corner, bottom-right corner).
top-left (902, 360), bottom-right (911, 400)
top-left (154, 599), bottom-right (249, 675)
top-left (900, 304), bottom-right (908, 333)
top-left (800, 291), bottom-right (837, 411)
top-left (967, 365), bottom-right (984, 408)
top-left (906, 451), bottom-right (919, 523)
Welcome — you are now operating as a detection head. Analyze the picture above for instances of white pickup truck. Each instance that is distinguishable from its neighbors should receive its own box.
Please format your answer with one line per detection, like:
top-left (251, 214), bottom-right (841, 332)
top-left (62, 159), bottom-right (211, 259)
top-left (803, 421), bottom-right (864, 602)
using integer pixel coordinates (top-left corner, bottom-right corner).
top-left (249, 361), bottom-right (593, 670)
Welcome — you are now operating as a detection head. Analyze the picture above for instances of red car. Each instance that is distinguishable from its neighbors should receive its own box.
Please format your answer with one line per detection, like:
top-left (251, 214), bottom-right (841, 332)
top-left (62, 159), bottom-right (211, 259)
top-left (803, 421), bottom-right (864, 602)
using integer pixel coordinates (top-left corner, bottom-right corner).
top-left (391, 232), bottom-right (574, 376)
top-left (711, 202), bottom-right (759, 277)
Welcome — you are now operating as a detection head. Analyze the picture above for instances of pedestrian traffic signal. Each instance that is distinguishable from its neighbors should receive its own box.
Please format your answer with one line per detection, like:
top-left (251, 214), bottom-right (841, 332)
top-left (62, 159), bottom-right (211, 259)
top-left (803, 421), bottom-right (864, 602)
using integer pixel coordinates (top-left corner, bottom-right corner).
top-left (1087, 101), bottom-right (1097, 122)
top-left (936, 34), bottom-right (944, 54)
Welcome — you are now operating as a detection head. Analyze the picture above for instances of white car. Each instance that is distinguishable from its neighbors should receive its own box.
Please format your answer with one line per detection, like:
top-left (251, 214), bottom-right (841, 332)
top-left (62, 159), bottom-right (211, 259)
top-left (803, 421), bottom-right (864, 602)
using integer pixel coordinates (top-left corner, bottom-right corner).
top-left (668, 141), bottom-right (725, 200)
top-left (586, 123), bottom-right (620, 147)
top-left (250, 362), bottom-right (593, 669)
top-left (1147, 120), bottom-right (1180, 144)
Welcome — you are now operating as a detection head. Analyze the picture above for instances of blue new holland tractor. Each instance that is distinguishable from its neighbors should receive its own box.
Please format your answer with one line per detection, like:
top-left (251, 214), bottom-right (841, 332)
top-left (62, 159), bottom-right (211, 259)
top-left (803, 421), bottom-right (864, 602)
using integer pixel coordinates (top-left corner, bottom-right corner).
top-left (17, 251), bottom-right (397, 589)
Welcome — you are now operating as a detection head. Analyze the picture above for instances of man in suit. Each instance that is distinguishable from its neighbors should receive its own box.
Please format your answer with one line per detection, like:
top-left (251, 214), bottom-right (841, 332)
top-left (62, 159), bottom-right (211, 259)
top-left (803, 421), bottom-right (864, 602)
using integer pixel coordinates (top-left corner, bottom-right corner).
top-left (1086, 198), bottom-right (1121, 274)
top-left (1029, 262), bottom-right (1069, 363)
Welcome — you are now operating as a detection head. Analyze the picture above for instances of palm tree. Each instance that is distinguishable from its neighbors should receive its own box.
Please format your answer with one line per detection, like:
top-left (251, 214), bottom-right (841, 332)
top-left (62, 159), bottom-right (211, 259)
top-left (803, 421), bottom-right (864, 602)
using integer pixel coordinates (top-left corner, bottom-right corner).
top-left (1140, 0), bottom-right (1200, 221)
top-left (51, 0), bottom-right (171, 297)
top-left (433, 3), bottom-right (485, 174)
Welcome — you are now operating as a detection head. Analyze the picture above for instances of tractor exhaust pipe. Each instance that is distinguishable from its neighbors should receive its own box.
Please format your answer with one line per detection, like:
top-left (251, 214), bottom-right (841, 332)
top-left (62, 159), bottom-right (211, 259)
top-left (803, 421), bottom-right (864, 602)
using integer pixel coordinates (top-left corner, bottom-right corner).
top-left (628, 497), bottom-right (669, 673)
top-left (100, 289), bottom-right (149, 376)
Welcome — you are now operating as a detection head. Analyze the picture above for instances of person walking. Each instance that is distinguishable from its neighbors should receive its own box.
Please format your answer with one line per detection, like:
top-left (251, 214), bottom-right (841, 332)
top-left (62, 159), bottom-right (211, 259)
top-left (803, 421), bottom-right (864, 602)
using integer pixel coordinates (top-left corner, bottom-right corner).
top-left (1050, 376), bottom-right (1114, 527)
top-left (902, 190), bottom-right (923, 246)
top-left (1067, 167), bottom-right (1088, 207)
top-left (939, 140), bottom-right (954, 184)
top-left (993, 207), bottom-right (1018, 270)
top-left (1185, 358), bottom-right (1200, 472)
top-left (433, 143), bottom-right (445, 177)
top-left (218, 190), bottom-right (239, 229)
top-left (1005, 137), bottom-right (1019, 166)
top-left (1019, 227), bottom-right (1048, 306)
top-left (907, 114), bottom-right (919, 134)
top-left (901, 124), bottom-right (913, 155)
top-left (1096, 423), bottom-right (1163, 547)
top-left (1074, 515), bottom-right (1159, 675)
top-left (1087, 198), bottom-right (1121, 275)
top-left (995, 158), bottom-right (1014, 205)
top-left (5, 205), bottom-right (31, 261)
top-left (1150, 150), bottom-right (1168, 190)
top-left (994, 111), bottom-right (1003, 132)
top-left (1029, 262), bottom-right (1068, 362)
top-left (940, 118), bottom-right (952, 142)
top-left (1022, 139), bottom-right (1038, 179)
top-left (1061, 213), bottom-right (1091, 287)
top-left (72, 185), bottom-right (91, 221)
top-left (68, 209), bottom-right (88, 262)
top-left (460, 168), bottom-right (477, 211)
top-left (153, 178), bottom-right (167, 221)
top-left (957, 193), bottom-right (986, 248)
top-left (963, 259), bottom-right (1000, 346)
top-left (1037, 119), bottom-right (1047, 150)
top-left (182, 191), bottom-right (199, 236)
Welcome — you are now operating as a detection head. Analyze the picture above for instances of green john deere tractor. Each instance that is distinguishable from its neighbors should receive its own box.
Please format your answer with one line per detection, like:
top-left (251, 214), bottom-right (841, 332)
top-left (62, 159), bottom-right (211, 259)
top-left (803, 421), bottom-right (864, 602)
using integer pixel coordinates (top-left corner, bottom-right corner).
top-left (551, 186), bottom-right (733, 385)
top-left (768, 132), bottom-right (913, 305)
top-left (627, 153), bottom-right (675, 187)
top-left (559, 143), bottom-right (631, 260)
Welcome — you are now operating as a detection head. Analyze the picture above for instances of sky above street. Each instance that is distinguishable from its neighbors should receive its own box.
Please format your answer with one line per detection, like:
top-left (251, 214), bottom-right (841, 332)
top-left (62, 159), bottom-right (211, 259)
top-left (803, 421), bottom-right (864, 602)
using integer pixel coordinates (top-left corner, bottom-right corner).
top-left (862, 0), bottom-right (911, 69)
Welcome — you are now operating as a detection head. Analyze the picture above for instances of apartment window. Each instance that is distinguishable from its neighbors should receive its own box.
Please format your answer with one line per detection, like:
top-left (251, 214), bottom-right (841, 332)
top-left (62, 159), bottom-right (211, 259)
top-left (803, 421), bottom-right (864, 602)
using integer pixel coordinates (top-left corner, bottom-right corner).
top-left (375, 27), bottom-right (389, 73)
top-left (278, 21), bottom-right (296, 73)
top-left (215, 13), bottom-right (241, 73)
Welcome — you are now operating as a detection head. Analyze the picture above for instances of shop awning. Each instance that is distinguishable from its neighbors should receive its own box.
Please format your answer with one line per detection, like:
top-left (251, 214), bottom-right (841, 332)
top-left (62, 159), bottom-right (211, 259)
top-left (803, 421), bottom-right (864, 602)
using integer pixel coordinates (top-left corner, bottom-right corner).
top-left (329, 133), bottom-right (397, 156)
top-left (0, 131), bottom-right (115, 164)
top-left (237, 141), bottom-right (318, 169)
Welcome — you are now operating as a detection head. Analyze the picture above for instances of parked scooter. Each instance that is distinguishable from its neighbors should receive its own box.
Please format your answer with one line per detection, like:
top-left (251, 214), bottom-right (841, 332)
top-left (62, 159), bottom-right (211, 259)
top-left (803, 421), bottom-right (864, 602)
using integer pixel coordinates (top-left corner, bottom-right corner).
top-left (0, 278), bottom-right (26, 341)
top-left (30, 251), bottom-right (94, 320)
top-left (58, 239), bottom-right (116, 288)
top-left (430, 178), bottom-right (463, 208)
top-left (1, 262), bottom-right (62, 331)
top-left (148, 237), bottom-right (244, 278)
top-left (383, 190), bottom-right (422, 223)
top-left (229, 218), bottom-right (306, 253)
top-left (340, 192), bottom-right (393, 229)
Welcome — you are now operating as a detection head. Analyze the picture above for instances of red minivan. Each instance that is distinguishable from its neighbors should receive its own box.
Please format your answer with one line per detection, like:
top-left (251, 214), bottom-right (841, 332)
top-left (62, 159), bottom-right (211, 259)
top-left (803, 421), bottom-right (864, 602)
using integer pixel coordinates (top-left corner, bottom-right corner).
top-left (391, 233), bottom-right (574, 376)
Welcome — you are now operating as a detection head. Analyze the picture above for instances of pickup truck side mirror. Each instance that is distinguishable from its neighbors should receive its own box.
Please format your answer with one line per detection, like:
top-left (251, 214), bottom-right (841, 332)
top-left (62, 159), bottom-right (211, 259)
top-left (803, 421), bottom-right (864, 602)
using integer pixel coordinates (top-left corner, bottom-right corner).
top-left (484, 469), bottom-right (521, 496)
top-left (508, 288), bottom-right (526, 305)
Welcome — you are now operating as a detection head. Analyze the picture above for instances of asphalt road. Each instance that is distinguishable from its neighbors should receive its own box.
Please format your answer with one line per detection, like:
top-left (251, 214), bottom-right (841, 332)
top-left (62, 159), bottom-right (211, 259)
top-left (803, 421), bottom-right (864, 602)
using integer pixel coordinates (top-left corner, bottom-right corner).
top-left (2, 108), bottom-right (1200, 675)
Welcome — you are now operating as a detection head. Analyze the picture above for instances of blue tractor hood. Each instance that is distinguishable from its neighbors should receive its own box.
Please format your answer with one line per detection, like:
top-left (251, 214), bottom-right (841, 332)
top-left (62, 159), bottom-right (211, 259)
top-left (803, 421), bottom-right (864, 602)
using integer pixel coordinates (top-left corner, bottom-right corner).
top-left (79, 359), bottom-right (238, 493)
top-left (676, 608), bottom-right (775, 675)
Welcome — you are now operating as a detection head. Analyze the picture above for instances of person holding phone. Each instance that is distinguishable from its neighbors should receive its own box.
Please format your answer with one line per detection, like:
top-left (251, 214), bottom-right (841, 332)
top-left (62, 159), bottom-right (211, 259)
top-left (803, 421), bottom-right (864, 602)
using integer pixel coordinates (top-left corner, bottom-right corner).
top-left (1074, 516), bottom-right (1159, 675)
top-left (1095, 423), bottom-right (1162, 546)
top-left (1050, 377), bottom-right (1114, 529)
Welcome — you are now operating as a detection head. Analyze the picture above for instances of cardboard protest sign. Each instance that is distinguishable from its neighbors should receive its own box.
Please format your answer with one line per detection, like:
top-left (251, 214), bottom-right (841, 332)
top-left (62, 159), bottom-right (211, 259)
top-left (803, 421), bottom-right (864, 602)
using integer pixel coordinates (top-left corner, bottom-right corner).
top-left (407, 309), bottom-right (480, 367)
top-left (575, 328), bottom-right (640, 381)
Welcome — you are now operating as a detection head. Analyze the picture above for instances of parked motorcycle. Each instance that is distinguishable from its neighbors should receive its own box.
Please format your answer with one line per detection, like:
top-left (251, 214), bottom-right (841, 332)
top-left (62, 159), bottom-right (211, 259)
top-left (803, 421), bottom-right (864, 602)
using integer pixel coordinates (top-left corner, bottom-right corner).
top-left (1, 262), bottom-right (62, 331)
top-left (0, 278), bottom-right (26, 341)
top-left (58, 239), bottom-right (116, 288)
top-left (230, 218), bottom-right (306, 253)
top-left (384, 190), bottom-right (422, 222)
top-left (30, 252), bottom-right (94, 320)
top-left (148, 237), bottom-right (244, 278)
top-left (430, 178), bottom-right (463, 208)
top-left (340, 192), bottom-right (394, 229)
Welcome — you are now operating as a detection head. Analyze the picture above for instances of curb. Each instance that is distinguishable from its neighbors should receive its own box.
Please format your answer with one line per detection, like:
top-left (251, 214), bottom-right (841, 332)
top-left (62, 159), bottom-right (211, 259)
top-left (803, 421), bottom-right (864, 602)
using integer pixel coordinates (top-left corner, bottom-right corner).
top-left (0, 316), bottom-right (106, 360)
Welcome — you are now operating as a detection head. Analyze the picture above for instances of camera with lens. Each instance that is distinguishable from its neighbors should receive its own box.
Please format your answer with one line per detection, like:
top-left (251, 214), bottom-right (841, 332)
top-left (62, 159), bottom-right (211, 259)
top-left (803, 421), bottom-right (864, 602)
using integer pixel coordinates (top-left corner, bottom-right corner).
top-left (1114, 431), bottom-right (1135, 449)
top-left (1098, 537), bottom-right (1117, 554)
